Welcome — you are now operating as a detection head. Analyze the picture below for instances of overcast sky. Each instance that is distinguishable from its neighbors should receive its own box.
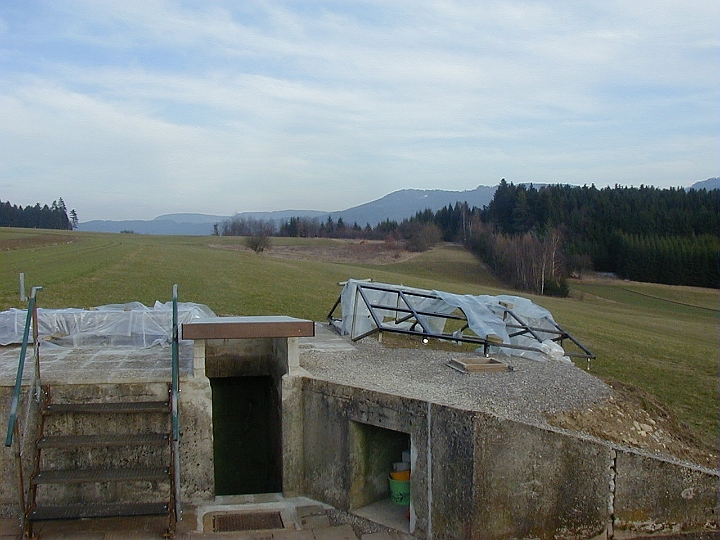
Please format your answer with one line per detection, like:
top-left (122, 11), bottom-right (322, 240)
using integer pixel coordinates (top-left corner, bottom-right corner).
top-left (0, 1), bottom-right (718, 221)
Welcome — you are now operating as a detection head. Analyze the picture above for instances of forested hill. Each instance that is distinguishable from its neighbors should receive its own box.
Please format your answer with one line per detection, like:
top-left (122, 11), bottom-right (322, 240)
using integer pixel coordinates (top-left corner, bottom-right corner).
top-left (483, 181), bottom-right (716, 242)
top-left (469, 182), bottom-right (718, 291)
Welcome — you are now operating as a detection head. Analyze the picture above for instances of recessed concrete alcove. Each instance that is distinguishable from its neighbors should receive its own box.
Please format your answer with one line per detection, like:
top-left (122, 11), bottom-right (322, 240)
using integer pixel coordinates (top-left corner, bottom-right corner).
top-left (349, 421), bottom-right (411, 532)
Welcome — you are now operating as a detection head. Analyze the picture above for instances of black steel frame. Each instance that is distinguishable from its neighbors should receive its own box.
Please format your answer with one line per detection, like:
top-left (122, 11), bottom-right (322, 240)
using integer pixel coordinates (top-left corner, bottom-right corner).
top-left (327, 282), bottom-right (594, 359)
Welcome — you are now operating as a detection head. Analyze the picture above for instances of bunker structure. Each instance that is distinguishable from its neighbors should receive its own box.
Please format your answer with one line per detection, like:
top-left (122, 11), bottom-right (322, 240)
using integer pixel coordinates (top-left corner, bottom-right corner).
top-left (0, 282), bottom-right (718, 539)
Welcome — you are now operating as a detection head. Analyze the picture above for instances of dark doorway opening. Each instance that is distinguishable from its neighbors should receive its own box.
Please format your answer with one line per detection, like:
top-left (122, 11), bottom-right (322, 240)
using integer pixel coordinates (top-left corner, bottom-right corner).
top-left (210, 376), bottom-right (282, 495)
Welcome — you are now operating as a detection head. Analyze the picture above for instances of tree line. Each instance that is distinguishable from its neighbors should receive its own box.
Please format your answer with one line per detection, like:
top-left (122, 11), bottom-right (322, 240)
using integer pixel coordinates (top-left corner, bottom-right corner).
top-left (217, 182), bottom-right (718, 293)
top-left (470, 181), bottom-right (718, 291)
top-left (0, 198), bottom-right (77, 230)
top-left (217, 213), bottom-right (444, 252)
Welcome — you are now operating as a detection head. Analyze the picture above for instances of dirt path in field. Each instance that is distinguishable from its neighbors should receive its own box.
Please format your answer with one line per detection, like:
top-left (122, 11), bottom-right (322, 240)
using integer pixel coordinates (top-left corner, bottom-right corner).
top-left (226, 239), bottom-right (422, 265)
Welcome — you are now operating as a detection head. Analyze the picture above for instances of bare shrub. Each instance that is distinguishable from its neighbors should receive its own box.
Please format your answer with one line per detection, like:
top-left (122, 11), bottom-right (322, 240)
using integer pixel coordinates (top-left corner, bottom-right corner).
top-left (245, 234), bottom-right (271, 254)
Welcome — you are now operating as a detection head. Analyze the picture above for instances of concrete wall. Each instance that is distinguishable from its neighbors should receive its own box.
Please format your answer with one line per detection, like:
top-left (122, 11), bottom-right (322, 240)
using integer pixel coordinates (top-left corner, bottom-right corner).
top-left (298, 378), bottom-right (719, 540)
top-left (0, 385), bottom-right (40, 519)
top-left (3, 344), bottom-right (717, 536)
top-left (613, 449), bottom-right (719, 535)
top-left (301, 379), bottom-right (429, 536)
top-left (471, 414), bottom-right (610, 539)
top-left (177, 374), bottom-right (214, 504)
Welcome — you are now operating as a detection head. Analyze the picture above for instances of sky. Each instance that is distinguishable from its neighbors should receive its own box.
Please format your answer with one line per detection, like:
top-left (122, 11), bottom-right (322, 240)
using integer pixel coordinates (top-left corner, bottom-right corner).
top-left (0, 1), bottom-right (718, 222)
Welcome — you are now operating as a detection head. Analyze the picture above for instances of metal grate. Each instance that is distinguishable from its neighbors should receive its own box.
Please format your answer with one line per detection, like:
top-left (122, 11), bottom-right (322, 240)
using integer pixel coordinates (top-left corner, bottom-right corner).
top-left (44, 401), bottom-right (169, 414)
top-left (30, 502), bottom-right (169, 521)
top-left (212, 511), bottom-right (284, 532)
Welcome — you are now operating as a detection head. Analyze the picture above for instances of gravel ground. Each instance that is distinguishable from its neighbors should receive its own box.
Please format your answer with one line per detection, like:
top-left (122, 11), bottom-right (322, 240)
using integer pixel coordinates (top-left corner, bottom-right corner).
top-left (300, 323), bottom-right (611, 430)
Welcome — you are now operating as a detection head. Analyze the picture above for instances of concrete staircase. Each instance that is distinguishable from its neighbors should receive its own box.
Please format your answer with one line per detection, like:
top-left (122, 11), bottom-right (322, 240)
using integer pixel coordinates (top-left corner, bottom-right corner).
top-left (27, 382), bottom-right (175, 536)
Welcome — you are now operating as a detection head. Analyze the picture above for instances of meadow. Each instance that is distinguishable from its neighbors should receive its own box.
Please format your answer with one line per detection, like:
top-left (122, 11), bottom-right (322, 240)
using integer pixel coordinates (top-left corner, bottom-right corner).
top-left (0, 227), bottom-right (717, 452)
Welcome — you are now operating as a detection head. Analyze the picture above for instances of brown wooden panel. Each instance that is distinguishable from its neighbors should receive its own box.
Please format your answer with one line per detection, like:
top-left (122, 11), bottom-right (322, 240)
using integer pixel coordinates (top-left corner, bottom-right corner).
top-left (181, 316), bottom-right (315, 340)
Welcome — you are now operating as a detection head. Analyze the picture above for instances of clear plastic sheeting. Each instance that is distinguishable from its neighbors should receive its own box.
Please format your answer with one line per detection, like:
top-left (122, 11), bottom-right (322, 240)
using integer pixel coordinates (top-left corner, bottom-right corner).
top-left (434, 292), bottom-right (571, 362)
top-left (0, 301), bottom-right (216, 348)
top-left (338, 280), bottom-right (454, 338)
top-left (332, 280), bottom-right (582, 362)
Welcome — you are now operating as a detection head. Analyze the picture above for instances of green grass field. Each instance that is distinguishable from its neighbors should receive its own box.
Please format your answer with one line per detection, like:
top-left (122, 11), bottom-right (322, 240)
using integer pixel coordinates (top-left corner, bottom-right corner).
top-left (1, 228), bottom-right (718, 450)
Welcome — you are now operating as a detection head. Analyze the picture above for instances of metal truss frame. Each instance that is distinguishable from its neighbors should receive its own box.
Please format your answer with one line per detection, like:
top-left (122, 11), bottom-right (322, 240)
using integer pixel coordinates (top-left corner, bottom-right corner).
top-left (327, 282), bottom-right (594, 359)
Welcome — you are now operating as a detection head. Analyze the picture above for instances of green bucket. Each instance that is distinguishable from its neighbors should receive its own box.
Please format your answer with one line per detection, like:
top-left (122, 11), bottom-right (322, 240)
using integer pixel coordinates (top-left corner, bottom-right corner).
top-left (388, 476), bottom-right (410, 506)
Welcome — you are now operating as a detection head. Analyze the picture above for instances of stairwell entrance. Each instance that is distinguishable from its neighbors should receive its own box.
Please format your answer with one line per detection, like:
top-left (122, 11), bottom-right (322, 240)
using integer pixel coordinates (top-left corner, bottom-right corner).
top-left (181, 316), bottom-right (315, 498)
top-left (210, 376), bottom-right (282, 495)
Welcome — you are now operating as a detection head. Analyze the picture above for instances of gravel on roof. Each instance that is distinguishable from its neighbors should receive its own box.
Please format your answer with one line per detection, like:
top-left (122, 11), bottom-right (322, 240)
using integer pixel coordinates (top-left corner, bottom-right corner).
top-left (300, 324), bottom-right (611, 429)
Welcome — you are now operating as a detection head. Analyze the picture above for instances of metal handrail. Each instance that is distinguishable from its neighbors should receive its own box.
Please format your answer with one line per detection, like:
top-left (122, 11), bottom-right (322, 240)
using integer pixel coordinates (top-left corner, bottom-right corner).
top-left (171, 284), bottom-right (179, 441)
top-left (170, 284), bottom-right (181, 523)
top-left (4, 286), bottom-right (42, 448)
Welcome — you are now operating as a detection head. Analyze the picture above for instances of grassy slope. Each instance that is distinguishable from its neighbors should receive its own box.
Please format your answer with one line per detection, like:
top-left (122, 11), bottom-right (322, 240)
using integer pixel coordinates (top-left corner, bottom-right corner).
top-left (1, 228), bottom-right (717, 449)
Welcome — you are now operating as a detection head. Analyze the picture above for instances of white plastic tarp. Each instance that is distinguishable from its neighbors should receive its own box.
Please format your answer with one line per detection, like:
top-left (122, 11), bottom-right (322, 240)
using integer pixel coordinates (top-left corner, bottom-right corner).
top-left (0, 301), bottom-right (216, 347)
top-left (435, 292), bottom-right (569, 362)
top-left (339, 280), bottom-right (454, 338)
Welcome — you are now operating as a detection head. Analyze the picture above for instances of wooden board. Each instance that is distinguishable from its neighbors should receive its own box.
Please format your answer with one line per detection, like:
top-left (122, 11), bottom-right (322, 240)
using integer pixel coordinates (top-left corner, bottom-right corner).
top-left (447, 357), bottom-right (511, 373)
top-left (182, 316), bottom-right (315, 340)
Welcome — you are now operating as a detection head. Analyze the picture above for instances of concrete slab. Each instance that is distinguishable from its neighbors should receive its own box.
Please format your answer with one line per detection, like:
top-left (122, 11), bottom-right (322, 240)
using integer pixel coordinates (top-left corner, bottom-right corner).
top-left (312, 524), bottom-right (358, 540)
top-left (0, 342), bottom-right (194, 386)
top-left (299, 324), bottom-right (355, 353)
top-left (352, 500), bottom-right (409, 535)
top-left (295, 504), bottom-right (326, 518)
top-left (301, 515), bottom-right (330, 529)
top-left (272, 530), bottom-right (316, 540)
top-left (360, 533), bottom-right (396, 540)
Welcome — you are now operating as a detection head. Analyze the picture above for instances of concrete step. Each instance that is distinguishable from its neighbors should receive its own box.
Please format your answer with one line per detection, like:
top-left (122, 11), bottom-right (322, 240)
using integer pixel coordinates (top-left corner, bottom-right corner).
top-left (47, 382), bottom-right (171, 403)
top-left (361, 531), bottom-right (409, 540)
top-left (25, 383), bottom-right (176, 536)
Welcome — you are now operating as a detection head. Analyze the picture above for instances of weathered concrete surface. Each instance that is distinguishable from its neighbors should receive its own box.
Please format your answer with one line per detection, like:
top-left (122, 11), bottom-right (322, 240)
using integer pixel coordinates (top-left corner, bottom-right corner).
top-left (303, 379), bottom-right (355, 510)
top-left (203, 337), bottom-right (274, 378)
top-left (302, 379), bottom-right (475, 539)
top-left (282, 373), bottom-right (305, 498)
top-left (38, 383), bottom-right (172, 506)
top-left (0, 386), bottom-right (40, 519)
top-left (0, 342), bottom-right (214, 518)
top-left (296, 376), bottom-right (718, 539)
top-left (614, 449), bottom-right (720, 534)
top-left (427, 404), bottom-right (476, 540)
top-left (2, 324), bottom-right (718, 538)
top-left (178, 375), bottom-right (214, 503)
top-left (472, 414), bottom-right (610, 540)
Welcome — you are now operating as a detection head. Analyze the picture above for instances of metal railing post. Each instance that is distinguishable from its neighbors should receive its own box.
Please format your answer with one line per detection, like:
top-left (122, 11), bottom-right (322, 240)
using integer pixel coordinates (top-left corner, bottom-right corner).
top-left (5, 286), bottom-right (42, 448)
top-left (171, 284), bottom-right (181, 523)
top-left (5, 286), bottom-right (41, 536)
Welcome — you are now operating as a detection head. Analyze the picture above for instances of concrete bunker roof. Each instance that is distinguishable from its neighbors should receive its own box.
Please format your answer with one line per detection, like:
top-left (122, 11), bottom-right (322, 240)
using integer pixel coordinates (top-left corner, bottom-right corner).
top-left (300, 323), bottom-right (611, 428)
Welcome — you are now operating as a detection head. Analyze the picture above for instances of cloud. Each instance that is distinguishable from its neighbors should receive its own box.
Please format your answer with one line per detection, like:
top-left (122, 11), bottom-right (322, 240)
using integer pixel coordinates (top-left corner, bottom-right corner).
top-left (0, 1), bottom-right (717, 220)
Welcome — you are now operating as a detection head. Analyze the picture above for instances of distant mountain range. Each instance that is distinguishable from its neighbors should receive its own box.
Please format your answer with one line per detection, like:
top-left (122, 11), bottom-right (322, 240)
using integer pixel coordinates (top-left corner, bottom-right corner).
top-left (690, 177), bottom-right (718, 191)
top-left (78, 185), bottom-right (497, 235)
top-left (78, 179), bottom-right (718, 236)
